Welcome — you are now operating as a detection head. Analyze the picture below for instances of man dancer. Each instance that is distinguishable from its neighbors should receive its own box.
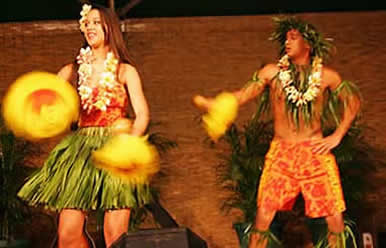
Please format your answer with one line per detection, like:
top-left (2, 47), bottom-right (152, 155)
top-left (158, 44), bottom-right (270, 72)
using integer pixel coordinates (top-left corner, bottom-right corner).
top-left (194, 17), bottom-right (361, 247)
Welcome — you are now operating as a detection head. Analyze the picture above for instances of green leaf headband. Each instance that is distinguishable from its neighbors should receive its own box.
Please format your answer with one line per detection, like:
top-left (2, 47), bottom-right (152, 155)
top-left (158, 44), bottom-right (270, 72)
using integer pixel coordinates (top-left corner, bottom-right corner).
top-left (270, 16), bottom-right (334, 61)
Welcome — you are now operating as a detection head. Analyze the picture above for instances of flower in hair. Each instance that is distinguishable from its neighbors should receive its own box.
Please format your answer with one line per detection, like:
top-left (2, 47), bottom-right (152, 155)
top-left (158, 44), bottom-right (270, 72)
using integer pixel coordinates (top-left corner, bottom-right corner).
top-left (79, 4), bottom-right (92, 33)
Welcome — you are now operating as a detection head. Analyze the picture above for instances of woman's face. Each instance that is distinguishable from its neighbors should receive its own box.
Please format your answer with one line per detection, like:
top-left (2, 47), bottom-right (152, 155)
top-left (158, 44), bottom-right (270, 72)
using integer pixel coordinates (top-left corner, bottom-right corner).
top-left (84, 9), bottom-right (106, 48)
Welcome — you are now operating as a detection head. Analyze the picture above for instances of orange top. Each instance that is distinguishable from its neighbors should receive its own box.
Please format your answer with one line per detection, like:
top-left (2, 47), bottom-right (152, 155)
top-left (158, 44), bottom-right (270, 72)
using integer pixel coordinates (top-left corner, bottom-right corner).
top-left (78, 82), bottom-right (128, 127)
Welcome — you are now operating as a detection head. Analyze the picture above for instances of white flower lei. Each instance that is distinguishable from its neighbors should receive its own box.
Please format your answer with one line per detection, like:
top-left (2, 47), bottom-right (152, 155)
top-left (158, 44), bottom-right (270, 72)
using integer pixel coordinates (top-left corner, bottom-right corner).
top-left (76, 47), bottom-right (119, 112)
top-left (277, 54), bottom-right (323, 107)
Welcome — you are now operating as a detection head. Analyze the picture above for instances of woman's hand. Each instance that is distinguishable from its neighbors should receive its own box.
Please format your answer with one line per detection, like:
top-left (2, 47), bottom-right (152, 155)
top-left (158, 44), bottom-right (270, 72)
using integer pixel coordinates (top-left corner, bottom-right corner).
top-left (111, 118), bottom-right (132, 135)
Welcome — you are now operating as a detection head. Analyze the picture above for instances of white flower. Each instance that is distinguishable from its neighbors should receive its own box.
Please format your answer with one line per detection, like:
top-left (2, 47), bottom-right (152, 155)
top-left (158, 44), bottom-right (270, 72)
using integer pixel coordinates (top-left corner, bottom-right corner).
top-left (303, 92), bottom-right (314, 101)
top-left (104, 98), bottom-right (111, 106)
top-left (79, 63), bottom-right (92, 74)
top-left (80, 4), bottom-right (92, 17)
top-left (80, 47), bottom-right (91, 55)
top-left (308, 75), bottom-right (320, 85)
top-left (282, 80), bottom-right (293, 87)
top-left (101, 72), bottom-right (115, 84)
top-left (78, 85), bottom-right (92, 96)
top-left (76, 47), bottom-right (119, 112)
top-left (105, 52), bottom-right (118, 73)
top-left (312, 57), bottom-right (322, 67)
top-left (106, 52), bottom-right (114, 61)
top-left (288, 91), bottom-right (299, 102)
top-left (79, 5), bottom-right (92, 32)
top-left (312, 71), bottom-right (321, 79)
top-left (278, 55), bottom-right (290, 68)
top-left (278, 54), bottom-right (323, 107)
top-left (77, 47), bottom-right (92, 64)
top-left (285, 86), bottom-right (296, 94)
top-left (296, 98), bottom-right (306, 107)
top-left (279, 70), bottom-right (291, 83)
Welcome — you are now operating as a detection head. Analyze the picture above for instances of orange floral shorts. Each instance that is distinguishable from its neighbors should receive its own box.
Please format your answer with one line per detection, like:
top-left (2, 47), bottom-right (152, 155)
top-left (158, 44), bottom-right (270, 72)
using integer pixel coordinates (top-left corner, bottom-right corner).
top-left (257, 139), bottom-right (346, 218)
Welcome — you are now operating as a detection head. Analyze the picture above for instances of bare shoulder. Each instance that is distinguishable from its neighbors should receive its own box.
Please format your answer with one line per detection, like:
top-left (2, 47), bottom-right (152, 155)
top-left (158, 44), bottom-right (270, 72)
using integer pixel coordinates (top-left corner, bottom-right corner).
top-left (259, 63), bottom-right (279, 83)
top-left (261, 63), bottom-right (279, 74)
top-left (322, 66), bottom-right (342, 89)
top-left (119, 63), bottom-right (140, 84)
top-left (57, 63), bottom-right (74, 81)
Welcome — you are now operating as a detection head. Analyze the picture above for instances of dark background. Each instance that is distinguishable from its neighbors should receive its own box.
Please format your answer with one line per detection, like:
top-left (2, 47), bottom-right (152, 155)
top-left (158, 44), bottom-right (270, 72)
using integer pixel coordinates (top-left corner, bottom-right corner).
top-left (2, 0), bottom-right (386, 23)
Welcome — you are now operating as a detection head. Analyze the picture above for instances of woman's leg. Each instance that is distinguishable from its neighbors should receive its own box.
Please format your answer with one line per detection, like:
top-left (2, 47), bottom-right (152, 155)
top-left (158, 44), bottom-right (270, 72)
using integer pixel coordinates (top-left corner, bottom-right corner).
top-left (58, 209), bottom-right (89, 248)
top-left (104, 208), bottom-right (131, 247)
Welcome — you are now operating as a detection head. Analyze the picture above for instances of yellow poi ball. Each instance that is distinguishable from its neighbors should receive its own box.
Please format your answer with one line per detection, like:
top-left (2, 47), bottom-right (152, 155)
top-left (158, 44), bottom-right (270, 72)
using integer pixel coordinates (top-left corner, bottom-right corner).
top-left (92, 134), bottom-right (160, 183)
top-left (1, 71), bottom-right (79, 141)
top-left (210, 92), bottom-right (238, 123)
top-left (202, 115), bottom-right (227, 142)
top-left (202, 92), bottom-right (238, 142)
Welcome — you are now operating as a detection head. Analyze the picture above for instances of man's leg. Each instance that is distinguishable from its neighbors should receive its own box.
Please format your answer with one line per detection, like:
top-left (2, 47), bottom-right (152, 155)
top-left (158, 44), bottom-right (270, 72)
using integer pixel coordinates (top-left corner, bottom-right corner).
top-left (251, 139), bottom-right (298, 248)
top-left (248, 207), bottom-right (277, 248)
top-left (325, 213), bottom-right (345, 248)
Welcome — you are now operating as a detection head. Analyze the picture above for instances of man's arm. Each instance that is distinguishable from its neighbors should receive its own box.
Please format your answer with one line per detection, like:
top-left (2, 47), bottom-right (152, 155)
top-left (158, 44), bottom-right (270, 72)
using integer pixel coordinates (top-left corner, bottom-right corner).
top-left (312, 67), bottom-right (361, 154)
top-left (233, 63), bottom-right (277, 105)
top-left (194, 63), bottom-right (278, 110)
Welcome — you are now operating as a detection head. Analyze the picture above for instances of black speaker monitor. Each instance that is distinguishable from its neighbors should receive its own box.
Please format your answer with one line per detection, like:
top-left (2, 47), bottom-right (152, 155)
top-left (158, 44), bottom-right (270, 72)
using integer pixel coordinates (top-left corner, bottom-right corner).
top-left (111, 227), bottom-right (207, 248)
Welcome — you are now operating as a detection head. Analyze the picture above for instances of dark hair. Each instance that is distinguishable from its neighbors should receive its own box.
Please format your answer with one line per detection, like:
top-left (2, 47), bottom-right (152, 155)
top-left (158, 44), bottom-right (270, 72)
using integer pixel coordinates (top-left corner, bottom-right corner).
top-left (270, 16), bottom-right (334, 61)
top-left (70, 4), bottom-right (136, 86)
top-left (90, 5), bottom-right (134, 65)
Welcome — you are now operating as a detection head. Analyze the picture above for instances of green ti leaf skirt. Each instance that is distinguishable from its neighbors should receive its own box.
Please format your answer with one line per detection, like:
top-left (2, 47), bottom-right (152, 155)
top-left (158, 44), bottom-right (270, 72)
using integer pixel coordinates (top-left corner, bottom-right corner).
top-left (17, 127), bottom-right (153, 211)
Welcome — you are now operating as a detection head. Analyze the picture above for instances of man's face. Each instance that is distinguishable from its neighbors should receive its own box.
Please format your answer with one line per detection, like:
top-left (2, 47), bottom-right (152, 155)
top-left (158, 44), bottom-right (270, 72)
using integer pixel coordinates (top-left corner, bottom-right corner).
top-left (285, 29), bottom-right (310, 58)
top-left (83, 9), bottom-right (106, 48)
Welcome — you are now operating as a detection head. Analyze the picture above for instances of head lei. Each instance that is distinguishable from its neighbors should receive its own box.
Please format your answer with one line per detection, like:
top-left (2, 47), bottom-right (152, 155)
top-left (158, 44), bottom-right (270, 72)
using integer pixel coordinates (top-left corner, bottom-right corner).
top-left (270, 16), bottom-right (334, 61)
top-left (79, 4), bottom-right (92, 33)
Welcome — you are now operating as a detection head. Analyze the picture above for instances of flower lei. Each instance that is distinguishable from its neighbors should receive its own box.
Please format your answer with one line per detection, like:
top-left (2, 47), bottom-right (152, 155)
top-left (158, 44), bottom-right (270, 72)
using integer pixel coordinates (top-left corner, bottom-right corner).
top-left (277, 54), bottom-right (323, 107)
top-left (77, 47), bottom-right (119, 112)
top-left (79, 4), bottom-right (92, 33)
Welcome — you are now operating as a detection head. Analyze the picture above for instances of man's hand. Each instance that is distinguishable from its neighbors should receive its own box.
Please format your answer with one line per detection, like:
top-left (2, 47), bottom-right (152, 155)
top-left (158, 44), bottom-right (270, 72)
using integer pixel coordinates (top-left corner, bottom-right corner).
top-left (311, 134), bottom-right (342, 155)
top-left (193, 95), bottom-right (213, 111)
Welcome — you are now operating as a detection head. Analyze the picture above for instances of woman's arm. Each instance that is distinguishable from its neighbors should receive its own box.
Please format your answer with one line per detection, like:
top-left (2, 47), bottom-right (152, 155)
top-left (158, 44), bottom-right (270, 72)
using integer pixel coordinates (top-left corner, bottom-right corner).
top-left (119, 64), bottom-right (150, 136)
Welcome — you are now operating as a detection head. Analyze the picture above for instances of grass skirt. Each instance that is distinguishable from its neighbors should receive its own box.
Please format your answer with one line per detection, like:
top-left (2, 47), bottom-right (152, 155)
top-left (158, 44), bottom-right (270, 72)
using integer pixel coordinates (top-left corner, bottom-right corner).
top-left (17, 127), bottom-right (153, 211)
